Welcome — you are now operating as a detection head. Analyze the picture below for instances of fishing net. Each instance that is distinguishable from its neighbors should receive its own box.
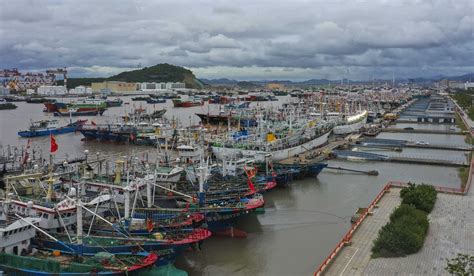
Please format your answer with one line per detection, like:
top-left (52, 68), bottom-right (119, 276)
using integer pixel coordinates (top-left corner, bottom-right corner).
top-left (63, 262), bottom-right (104, 273)
top-left (0, 253), bottom-right (60, 273)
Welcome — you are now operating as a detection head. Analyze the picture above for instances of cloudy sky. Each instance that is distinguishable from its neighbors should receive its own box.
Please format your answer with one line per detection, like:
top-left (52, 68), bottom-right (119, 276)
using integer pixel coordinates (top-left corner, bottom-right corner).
top-left (1, 0), bottom-right (473, 80)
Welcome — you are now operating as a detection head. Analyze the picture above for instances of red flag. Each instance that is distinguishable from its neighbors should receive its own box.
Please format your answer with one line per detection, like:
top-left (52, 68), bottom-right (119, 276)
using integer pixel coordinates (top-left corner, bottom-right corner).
top-left (22, 139), bottom-right (31, 165)
top-left (243, 165), bottom-right (256, 192)
top-left (146, 218), bottom-right (154, 233)
top-left (50, 134), bottom-right (58, 153)
top-left (247, 178), bottom-right (256, 193)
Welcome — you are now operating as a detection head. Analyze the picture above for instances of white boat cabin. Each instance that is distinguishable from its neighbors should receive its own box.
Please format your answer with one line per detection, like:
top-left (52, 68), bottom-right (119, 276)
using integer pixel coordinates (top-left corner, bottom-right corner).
top-left (177, 145), bottom-right (204, 163)
top-left (0, 208), bottom-right (40, 255)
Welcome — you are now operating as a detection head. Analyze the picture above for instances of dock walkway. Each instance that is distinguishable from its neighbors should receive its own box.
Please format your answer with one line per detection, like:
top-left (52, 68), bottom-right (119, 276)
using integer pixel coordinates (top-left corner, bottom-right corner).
top-left (323, 188), bottom-right (402, 276)
top-left (278, 140), bottom-right (348, 165)
top-left (382, 128), bottom-right (465, 135)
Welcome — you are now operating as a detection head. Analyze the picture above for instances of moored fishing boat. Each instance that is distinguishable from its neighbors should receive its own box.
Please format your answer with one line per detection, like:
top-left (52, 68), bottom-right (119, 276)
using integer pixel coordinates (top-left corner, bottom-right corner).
top-left (0, 207), bottom-right (158, 275)
top-left (333, 110), bottom-right (368, 135)
top-left (146, 97), bottom-right (166, 104)
top-left (106, 98), bottom-right (124, 107)
top-left (18, 119), bottom-right (87, 137)
top-left (0, 98), bottom-right (17, 110)
top-left (3, 95), bottom-right (26, 102)
top-left (131, 96), bottom-right (151, 101)
top-left (54, 108), bottom-right (106, 117)
top-left (0, 251), bottom-right (158, 276)
top-left (224, 101), bottom-right (251, 109)
top-left (172, 98), bottom-right (203, 107)
top-left (26, 97), bottom-right (49, 104)
top-left (195, 113), bottom-right (234, 125)
top-left (44, 100), bottom-right (67, 112)
top-left (211, 117), bottom-right (334, 162)
top-left (208, 95), bottom-right (231, 104)
top-left (34, 228), bottom-right (211, 257)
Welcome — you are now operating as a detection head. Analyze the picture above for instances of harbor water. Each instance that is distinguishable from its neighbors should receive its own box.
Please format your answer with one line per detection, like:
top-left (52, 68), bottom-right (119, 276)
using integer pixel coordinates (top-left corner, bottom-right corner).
top-left (0, 96), bottom-right (465, 275)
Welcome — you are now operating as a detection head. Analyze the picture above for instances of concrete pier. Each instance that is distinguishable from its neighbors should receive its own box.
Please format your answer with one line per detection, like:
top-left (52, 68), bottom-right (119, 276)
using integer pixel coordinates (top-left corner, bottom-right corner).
top-left (278, 140), bottom-right (348, 165)
top-left (363, 189), bottom-right (474, 275)
top-left (323, 188), bottom-right (402, 276)
top-left (382, 127), bottom-right (465, 135)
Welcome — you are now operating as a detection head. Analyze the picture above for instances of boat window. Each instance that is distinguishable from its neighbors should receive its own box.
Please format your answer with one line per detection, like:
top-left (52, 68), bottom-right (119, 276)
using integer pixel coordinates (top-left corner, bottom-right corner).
top-left (43, 213), bottom-right (48, 218)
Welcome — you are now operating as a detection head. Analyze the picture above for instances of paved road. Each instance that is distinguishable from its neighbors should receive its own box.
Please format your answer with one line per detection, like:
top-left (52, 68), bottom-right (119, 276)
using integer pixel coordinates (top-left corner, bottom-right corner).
top-left (324, 188), bottom-right (402, 276)
top-left (363, 186), bottom-right (474, 275)
top-left (324, 185), bottom-right (474, 276)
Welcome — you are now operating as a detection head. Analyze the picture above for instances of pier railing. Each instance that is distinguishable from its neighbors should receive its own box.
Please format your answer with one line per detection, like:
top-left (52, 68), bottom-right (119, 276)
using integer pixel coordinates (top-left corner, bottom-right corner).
top-left (314, 182), bottom-right (392, 276)
top-left (314, 157), bottom-right (473, 275)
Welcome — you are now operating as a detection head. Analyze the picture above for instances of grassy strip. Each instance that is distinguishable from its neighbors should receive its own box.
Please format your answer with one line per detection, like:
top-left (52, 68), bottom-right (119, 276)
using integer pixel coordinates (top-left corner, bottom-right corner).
top-left (452, 93), bottom-right (474, 121)
top-left (453, 109), bottom-right (473, 144)
top-left (455, 112), bottom-right (468, 132)
top-left (459, 166), bottom-right (469, 190)
top-left (465, 136), bottom-right (473, 145)
top-left (372, 184), bottom-right (437, 258)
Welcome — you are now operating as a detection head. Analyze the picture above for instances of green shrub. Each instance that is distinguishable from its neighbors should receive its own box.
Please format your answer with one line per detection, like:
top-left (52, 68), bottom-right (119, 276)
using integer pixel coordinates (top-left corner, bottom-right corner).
top-left (446, 253), bottom-right (474, 275)
top-left (389, 204), bottom-right (429, 232)
top-left (372, 204), bottom-right (429, 258)
top-left (400, 184), bottom-right (437, 213)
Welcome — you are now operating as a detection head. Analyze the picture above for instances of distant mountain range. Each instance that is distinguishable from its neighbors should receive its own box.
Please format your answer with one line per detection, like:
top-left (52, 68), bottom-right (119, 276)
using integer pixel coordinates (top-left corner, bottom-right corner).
top-left (200, 73), bottom-right (474, 87)
top-left (62, 64), bottom-right (472, 89)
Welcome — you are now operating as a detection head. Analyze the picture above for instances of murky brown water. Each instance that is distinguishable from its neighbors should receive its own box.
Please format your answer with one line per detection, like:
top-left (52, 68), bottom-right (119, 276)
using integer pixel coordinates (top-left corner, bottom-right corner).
top-left (0, 97), bottom-right (464, 275)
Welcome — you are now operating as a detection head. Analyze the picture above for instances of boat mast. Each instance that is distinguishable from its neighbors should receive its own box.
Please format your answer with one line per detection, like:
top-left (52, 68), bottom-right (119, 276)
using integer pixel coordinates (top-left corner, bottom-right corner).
top-left (197, 158), bottom-right (208, 206)
top-left (76, 198), bottom-right (83, 247)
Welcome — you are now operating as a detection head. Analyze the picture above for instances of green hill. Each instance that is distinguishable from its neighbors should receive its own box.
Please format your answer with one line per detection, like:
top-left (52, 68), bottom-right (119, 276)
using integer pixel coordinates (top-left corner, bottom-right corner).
top-left (62, 63), bottom-right (203, 89)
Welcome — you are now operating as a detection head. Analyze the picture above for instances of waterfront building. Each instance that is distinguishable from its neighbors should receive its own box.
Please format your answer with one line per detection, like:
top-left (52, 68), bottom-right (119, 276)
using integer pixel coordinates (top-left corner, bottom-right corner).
top-left (266, 83), bottom-right (284, 90)
top-left (166, 82), bottom-right (185, 89)
top-left (0, 87), bottom-right (9, 96)
top-left (69, 86), bottom-right (93, 95)
top-left (91, 81), bottom-right (137, 93)
top-left (464, 82), bottom-right (474, 91)
top-left (137, 82), bottom-right (186, 91)
top-left (37, 85), bottom-right (67, 96)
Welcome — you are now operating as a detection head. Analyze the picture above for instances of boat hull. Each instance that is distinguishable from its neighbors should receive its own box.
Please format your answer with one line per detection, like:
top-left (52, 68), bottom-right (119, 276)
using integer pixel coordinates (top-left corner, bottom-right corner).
top-left (54, 109), bottom-right (106, 117)
top-left (0, 252), bottom-right (157, 275)
top-left (33, 238), bottom-right (190, 256)
top-left (18, 126), bottom-right (78, 137)
top-left (172, 99), bottom-right (203, 107)
top-left (333, 114), bottom-right (368, 135)
top-left (212, 131), bottom-right (331, 162)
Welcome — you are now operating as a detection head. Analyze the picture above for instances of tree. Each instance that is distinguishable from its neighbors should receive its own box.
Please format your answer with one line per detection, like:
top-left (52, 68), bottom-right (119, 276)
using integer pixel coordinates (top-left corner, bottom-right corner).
top-left (446, 254), bottom-right (474, 275)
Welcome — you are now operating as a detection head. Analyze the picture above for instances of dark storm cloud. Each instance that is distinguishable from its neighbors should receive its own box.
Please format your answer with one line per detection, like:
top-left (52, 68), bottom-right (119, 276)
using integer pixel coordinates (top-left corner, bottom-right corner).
top-left (0, 0), bottom-right (473, 80)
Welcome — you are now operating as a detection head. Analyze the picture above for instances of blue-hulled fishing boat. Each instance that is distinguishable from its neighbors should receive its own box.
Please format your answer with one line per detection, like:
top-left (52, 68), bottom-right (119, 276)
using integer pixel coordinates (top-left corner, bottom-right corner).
top-left (18, 119), bottom-right (87, 138)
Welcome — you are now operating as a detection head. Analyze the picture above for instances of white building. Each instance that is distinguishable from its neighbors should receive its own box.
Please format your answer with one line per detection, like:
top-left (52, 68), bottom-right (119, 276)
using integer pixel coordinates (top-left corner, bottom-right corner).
top-left (465, 82), bottom-right (474, 90)
top-left (0, 87), bottom-right (9, 96)
top-left (69, 86), bottom-right (93, 95)
top-left (166, 82), bottom-right (186, 89)
top-left (138, 82), bottom-right (185, 91)
top-left (37, 85), bottom-right (67, 96)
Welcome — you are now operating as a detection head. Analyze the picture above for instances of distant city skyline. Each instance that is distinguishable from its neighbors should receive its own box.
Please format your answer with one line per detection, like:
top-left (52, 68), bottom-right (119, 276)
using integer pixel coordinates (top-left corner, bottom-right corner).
top-left (1, 0), bottom-right (473, 81)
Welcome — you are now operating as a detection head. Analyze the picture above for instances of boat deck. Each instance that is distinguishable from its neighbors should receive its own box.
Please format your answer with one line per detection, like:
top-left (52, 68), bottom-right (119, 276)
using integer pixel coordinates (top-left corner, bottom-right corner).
top-left (278, 140), bottom-right (347, 165)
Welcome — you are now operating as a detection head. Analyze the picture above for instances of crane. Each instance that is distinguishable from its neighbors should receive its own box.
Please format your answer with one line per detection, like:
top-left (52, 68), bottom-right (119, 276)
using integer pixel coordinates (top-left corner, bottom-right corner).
top-left (46, 67), bottom-right (68, 88)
